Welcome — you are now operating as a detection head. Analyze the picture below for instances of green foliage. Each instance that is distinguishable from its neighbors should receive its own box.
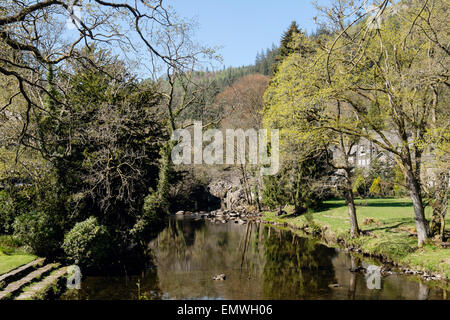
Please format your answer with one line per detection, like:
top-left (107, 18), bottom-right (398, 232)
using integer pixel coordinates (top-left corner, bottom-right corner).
top-left (39, 49), bottom-right (164, 220)
top-left (13, 208), bottom-right (63, 257)
top-left (262, 153), bottom-right (330, 213)
top-left (353, 173), bottom-right (368, 198)
top-left (143, 141), bottom-right (173, 216)
top-left (277, 21), bottom-right (302, 61)
top-left (369, 177), bottom-right (382, 197)
top-left (393, 165), bottom-right (407, 197)
top-left (8, 177), bottom-right (67, 257)
top-left (352, 160), bottom-right (396, 198)
top-left (293, 154), bottom-right (331, 213)
top-left (132, 141), bottom-right (176, 240)
top-left (262, 171), bottom-right (291, 210)
top-left (0, 190), bottom-right (17, 234)
top-left (263, 1), bottom-right (449, 245)
top-left (62, 217), bottom-right (110, 267)
top-left (0, 48), bottom-right (167, 266)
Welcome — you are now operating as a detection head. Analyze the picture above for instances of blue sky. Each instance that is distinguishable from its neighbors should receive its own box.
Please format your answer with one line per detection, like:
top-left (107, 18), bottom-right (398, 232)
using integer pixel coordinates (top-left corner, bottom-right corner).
top-left (169, 0), bottom-right (331, 68)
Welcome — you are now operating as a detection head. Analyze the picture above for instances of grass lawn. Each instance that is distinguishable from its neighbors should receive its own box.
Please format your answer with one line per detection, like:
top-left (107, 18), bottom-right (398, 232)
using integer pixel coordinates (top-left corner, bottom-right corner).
top-left (0, 235), bottom-right (37, 275)
top-left (262, 198), bottom-right (450, 279)
top-left (0, 254), bottom-right (37, 275)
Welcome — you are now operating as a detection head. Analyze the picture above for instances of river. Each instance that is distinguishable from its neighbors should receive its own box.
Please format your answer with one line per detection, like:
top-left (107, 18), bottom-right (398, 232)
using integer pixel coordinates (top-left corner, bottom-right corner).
top-left (60, 216), bottom-right (449, 300)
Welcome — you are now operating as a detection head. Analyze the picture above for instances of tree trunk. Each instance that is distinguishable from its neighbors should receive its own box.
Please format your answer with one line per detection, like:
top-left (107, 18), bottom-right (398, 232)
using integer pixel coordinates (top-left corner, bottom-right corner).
top-left (240, 165), bottom-right (252, 205)
top-left (344, 169), bottom-right (360, 237)
top-left (253, 176), bottom-right (262, 212)
top-left (405, 169), bottom-right (429, 247)
top-left (294, 164), bottom-right (302, 214)
top-left (345, 189), bottom-right (360, 238)
top-left (430, 170), bottom-right (449, 241)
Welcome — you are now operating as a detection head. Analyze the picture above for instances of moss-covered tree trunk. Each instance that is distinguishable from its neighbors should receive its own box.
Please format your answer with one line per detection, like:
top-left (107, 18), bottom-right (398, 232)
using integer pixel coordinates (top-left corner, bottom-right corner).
top-left (430, 170), bottom-right (449, 241)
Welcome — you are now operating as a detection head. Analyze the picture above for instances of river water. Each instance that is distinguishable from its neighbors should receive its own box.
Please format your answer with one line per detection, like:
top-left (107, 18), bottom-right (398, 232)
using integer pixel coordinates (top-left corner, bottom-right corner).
top-left (61, 216), bottom-right (449, 300)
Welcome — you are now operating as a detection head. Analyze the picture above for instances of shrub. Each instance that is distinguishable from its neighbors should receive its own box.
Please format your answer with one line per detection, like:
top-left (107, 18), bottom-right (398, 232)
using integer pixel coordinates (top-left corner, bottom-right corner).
top-left (13, 208), bottom-right (63, 257)
top-left (0, 190), bottom-right (16, 234)
top-left (369, 176), bottom-right (382, 197)
top-left (62, 217), bottom-right (110, 267)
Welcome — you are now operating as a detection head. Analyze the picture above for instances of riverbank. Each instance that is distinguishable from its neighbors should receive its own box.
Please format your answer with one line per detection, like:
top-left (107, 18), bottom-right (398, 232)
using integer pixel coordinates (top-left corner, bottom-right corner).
top-left (261, 198), bottom-right (450, 281)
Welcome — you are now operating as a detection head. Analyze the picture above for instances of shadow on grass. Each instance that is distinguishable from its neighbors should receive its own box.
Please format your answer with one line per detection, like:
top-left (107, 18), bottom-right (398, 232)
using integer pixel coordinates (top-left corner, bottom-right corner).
top-left (278, 213), bottom-right (300, 219)
top-left (320, 198), bottom-right (413, 210)
top-left (356, 201), bottom-right (413, 208)
top-left (317, 201), bottom-right (345, 212)
top-left (363, 221), bottom-right (409, 232)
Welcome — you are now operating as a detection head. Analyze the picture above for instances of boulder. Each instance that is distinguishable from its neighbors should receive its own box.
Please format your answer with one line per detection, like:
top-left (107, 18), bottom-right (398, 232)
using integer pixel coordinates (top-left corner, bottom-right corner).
top-left (208, 177), bottom-right (248, 211)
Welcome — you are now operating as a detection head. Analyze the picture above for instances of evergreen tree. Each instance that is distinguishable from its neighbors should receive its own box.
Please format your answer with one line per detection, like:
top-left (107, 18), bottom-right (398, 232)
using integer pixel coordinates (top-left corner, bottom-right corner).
top-left (278, 21), bottom-right (301, 59)
top-left (275, 21), bottom-right (315, 70)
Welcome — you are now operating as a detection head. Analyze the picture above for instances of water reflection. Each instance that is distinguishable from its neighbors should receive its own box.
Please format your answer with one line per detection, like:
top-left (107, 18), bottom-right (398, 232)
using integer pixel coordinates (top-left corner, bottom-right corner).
top-left (261, 227), bottom-right (337, 299)
top-left (61, 217), bottom-right (449, 300)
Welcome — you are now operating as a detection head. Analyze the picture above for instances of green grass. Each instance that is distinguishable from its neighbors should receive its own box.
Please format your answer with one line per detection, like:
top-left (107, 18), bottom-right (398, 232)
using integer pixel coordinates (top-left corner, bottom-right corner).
top-left (0, 235), bottom-right (37, 275)
top-left (0, 255), bottom-right (37, 275)
top-left (262, 198), bottom-right (450, 279)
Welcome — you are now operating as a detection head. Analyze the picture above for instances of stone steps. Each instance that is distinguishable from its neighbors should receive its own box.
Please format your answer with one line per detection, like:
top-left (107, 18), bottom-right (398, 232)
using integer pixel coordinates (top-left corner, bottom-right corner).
top-left (16, 267), bottom-right (68, 300)
top-left (0, 263), bottom-right (60, 300)
top-left (0, 258), bottom-right (46, 289)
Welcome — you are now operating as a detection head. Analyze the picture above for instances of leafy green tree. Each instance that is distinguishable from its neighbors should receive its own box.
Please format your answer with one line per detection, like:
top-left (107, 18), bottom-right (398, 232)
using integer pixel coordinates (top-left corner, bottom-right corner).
top-left (316, 0), bottom-right (449, 246)
top-left (268, 0), bottom-right (449, 246)
top-left (263, 34), bottom-right (361, 237)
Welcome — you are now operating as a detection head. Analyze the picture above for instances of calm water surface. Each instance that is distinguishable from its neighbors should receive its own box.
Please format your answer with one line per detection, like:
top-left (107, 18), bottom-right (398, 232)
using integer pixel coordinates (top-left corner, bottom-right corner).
top-left (61, 216), bottom-right (449, 300)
